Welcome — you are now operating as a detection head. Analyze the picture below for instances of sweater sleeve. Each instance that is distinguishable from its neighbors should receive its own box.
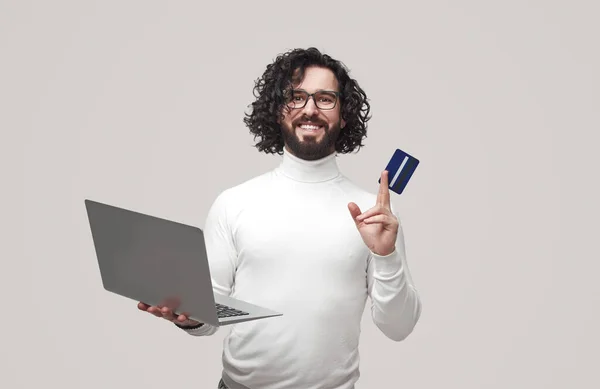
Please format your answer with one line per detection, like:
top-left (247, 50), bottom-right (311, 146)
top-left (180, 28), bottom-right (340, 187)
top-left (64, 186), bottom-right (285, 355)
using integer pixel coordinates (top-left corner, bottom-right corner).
top-left (366, 211), bottom-right (422, 341)
top-left (179, 190), bottom-right (238, 337)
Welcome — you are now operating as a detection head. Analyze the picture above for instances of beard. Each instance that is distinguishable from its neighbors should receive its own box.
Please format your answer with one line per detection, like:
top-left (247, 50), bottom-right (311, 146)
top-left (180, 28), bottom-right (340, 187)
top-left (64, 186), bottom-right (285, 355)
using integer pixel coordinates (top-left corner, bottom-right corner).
top-left (281, 116), bottom-right (342, 161)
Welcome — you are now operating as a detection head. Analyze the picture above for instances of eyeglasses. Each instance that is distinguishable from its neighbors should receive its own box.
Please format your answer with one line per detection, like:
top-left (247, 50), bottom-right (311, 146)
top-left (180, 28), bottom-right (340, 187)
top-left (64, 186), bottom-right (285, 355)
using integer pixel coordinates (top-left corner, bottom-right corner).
top-left (284, 89), bottom-right (340, 110)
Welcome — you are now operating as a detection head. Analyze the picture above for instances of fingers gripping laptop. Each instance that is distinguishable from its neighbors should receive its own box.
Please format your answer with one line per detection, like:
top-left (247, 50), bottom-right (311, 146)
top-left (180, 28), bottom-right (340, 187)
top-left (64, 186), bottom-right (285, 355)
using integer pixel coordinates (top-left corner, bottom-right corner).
top-left (84, 199), bottom-right (282, 327)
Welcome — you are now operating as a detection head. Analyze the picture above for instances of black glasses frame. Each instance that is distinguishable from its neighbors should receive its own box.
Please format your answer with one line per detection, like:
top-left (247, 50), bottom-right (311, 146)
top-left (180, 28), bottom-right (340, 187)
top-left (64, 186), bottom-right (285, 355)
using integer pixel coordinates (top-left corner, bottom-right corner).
top-left (285, 89), bottom-right (341, 110)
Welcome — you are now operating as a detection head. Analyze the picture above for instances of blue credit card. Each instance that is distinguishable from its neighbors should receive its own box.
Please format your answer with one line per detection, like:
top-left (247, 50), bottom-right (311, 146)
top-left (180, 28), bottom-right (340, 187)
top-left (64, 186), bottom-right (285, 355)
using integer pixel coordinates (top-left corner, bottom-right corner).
top-left (379, 148), bottom-right (420, 195)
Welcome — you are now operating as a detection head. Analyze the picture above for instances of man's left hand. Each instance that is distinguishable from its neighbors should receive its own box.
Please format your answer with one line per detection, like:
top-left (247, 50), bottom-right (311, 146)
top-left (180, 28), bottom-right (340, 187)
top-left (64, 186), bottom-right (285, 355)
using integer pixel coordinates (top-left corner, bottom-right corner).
top-left (348, 170), bottom-right (399, 257)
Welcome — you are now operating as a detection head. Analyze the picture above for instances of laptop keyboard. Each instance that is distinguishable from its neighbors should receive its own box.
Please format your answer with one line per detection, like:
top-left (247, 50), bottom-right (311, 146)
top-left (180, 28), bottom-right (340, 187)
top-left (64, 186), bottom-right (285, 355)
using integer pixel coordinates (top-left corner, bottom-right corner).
top-left (216, 303), bottom-right (250, 318)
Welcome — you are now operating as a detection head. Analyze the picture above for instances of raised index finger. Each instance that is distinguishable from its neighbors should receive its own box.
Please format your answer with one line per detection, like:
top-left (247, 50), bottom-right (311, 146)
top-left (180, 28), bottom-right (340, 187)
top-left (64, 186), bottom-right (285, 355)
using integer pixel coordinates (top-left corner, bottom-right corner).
top-left (378, 170), bottom-right (391, 207)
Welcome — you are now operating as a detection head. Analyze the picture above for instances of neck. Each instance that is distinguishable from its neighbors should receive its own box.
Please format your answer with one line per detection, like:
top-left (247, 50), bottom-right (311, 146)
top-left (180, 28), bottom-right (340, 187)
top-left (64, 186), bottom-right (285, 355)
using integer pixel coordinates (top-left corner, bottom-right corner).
top-left (278, 148), bottom-right (340, 183)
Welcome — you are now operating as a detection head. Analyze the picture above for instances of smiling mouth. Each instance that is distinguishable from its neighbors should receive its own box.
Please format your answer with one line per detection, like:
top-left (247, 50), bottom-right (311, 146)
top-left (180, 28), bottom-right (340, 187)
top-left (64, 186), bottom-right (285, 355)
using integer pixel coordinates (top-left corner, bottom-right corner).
top-left (297, 123), bottom-right (325, 133)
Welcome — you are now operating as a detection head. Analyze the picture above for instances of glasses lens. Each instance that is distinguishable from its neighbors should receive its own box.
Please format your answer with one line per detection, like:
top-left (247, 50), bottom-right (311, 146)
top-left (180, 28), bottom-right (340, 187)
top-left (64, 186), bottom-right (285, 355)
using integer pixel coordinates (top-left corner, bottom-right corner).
top-left (285, 90), bottom-right (338, 109)
top-left (286, 90), bottom-right (308, 108)
top-left (314, 91), bottom-right (337, 109)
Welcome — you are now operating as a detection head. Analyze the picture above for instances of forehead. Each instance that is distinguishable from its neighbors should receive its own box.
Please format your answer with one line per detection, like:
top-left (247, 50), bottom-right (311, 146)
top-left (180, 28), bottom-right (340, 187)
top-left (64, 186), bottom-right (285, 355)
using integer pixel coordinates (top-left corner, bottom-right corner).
top-left (292, 66), bottom-right (339, 92)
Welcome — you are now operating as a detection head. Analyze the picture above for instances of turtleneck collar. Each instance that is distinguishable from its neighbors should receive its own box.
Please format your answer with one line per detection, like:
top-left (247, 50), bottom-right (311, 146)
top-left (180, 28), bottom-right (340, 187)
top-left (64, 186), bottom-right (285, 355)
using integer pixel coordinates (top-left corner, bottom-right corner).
top-left (278, 147), bottom-right (340, 183)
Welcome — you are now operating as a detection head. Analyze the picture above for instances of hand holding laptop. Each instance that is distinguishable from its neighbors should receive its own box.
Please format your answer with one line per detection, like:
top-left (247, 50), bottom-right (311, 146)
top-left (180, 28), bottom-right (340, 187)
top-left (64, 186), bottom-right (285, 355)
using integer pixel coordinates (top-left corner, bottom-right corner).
top-left (85, 199), bottom-right (282, 329)
top-left (137, 301), bottom-right (201, 328)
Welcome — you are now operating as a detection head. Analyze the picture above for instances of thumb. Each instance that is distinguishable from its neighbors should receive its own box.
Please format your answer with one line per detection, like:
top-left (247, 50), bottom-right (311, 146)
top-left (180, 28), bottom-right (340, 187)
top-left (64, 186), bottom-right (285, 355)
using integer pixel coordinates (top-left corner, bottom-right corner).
top-left (348, 202), bottom-right (362, 224)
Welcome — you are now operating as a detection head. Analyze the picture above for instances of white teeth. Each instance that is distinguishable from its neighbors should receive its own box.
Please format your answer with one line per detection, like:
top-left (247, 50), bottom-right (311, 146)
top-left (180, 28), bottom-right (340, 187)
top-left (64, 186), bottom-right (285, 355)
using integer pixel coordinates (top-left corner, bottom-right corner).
top-left (300, 124), bottom-right (321, 130)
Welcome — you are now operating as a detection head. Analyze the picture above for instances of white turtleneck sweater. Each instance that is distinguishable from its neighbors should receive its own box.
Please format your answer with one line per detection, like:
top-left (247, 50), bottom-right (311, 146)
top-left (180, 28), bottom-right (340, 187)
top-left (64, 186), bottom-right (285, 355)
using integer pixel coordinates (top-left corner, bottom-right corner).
top-left (182, 149), bottom-right (422, 389)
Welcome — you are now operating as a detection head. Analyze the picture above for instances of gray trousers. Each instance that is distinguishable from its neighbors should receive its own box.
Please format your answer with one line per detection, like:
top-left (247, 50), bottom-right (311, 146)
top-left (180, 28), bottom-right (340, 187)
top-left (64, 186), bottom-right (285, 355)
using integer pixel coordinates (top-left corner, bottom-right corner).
top-left (218, 378), bottom-right (228, 389)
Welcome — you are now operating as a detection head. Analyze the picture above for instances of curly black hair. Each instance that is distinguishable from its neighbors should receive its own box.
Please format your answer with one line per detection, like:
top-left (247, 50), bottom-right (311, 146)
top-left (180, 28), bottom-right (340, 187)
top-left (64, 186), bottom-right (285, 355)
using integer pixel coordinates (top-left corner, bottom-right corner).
top-left (243, 47), bottom-right (371, 155)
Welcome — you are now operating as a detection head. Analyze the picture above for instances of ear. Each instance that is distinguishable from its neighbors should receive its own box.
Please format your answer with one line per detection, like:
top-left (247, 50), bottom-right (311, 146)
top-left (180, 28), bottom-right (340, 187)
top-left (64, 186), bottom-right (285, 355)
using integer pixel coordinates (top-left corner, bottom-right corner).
top-left (341, 118), bottom-right (346, 129)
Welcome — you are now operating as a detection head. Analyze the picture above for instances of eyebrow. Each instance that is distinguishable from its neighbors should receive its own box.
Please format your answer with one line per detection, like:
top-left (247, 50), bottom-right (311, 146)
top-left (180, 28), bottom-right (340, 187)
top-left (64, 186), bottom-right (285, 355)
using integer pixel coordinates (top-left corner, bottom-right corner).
top-left (293, 88), bottom-right (339, 93)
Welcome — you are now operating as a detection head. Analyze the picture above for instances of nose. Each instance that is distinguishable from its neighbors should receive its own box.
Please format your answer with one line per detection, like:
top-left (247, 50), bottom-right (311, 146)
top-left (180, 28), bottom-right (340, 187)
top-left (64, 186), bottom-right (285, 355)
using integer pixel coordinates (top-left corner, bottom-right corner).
top-left (301, 96), bottom-right (319, 117)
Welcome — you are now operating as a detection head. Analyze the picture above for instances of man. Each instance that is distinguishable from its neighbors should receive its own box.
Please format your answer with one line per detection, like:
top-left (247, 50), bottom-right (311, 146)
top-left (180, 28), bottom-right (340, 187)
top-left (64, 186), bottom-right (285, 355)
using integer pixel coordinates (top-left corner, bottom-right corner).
top-left (138, 47), bottom-right (422, 389)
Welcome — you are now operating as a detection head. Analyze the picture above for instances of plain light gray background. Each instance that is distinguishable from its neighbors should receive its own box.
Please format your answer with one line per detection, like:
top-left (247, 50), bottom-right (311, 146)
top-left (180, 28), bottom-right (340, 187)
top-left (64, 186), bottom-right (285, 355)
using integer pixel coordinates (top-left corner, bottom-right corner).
top-left (3, 0), bottom-right (599, 388)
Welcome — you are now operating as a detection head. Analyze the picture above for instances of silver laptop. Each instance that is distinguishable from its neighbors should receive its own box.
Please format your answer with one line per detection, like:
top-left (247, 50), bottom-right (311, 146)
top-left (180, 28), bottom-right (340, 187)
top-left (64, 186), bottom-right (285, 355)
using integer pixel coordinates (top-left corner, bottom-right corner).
top-left (84, 199), bottom-right (282, 327)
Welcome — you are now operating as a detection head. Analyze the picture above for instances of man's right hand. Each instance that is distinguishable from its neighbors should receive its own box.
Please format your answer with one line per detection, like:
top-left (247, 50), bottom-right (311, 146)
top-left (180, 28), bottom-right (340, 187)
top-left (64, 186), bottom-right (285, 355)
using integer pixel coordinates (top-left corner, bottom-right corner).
top-left (137, 302), bottom-right (202, 328)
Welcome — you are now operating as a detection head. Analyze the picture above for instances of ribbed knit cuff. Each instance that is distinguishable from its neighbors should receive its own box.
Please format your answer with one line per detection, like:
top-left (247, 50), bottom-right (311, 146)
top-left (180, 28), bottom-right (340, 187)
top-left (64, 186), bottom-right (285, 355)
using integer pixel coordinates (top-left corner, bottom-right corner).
top-left (370, 248), bottom-right (403, 277)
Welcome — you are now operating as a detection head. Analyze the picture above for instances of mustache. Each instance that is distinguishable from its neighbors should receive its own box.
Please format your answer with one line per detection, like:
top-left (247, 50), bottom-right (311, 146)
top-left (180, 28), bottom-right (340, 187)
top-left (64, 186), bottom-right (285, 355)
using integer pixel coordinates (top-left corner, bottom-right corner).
top-left (292, 116), bottom-right (328, 128)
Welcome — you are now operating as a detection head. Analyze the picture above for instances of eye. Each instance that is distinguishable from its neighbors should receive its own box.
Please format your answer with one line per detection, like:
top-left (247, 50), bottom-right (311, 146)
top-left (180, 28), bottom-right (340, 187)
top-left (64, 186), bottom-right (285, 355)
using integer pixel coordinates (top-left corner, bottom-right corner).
top-left (316, 92), bottom-right (336, 105)
top-left (293, 92), bottom-right (307, 101)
